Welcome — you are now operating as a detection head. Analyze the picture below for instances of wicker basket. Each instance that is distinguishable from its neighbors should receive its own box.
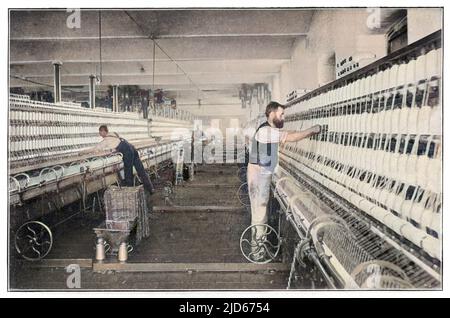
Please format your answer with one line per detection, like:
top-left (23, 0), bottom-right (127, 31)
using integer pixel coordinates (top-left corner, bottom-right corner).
top-left (105, 219), bottom-right (136, 231)
top-left (103, 185), bottom-right (150, 241)
top-left (104, 186), bottom-right (143, 221)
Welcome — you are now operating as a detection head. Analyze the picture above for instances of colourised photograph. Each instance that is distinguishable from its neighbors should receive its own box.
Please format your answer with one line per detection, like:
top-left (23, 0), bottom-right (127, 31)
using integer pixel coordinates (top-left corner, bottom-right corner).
top-left (7, 7), bottom-right (442, 291)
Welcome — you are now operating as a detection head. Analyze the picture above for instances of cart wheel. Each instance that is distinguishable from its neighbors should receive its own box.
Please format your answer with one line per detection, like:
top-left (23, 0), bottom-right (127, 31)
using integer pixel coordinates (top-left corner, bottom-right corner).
top-left (237, 182), bottom-right (250, 207)
top-left (15, 221), bottom-right (53, 261)
top-left (240, 224), bottom-right (281, 264)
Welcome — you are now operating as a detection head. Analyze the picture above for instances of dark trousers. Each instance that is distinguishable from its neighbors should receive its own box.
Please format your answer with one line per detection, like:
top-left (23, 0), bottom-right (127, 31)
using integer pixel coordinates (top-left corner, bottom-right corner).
top-left (116, 140), bottom-right (155, 193)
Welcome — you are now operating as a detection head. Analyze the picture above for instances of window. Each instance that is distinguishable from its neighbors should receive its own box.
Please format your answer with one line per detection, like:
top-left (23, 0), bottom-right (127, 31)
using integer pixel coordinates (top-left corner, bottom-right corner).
top-left (387, 16), bottom-right (408, 54)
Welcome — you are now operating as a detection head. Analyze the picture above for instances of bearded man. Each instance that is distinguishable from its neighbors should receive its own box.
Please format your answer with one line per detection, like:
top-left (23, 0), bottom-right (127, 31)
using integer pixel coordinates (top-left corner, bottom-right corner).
top-left (247, 101), bottom-right (321, 261)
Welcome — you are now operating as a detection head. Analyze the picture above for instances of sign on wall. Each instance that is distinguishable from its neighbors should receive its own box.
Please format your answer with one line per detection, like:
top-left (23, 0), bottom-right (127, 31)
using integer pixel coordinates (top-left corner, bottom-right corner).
top-left (336, 56), bottom-right (360, 79)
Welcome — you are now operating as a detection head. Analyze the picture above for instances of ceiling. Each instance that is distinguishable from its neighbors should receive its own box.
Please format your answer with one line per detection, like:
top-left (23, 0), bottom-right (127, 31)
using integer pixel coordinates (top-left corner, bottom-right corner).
top-left (9, 9), bottom-right (315, 104)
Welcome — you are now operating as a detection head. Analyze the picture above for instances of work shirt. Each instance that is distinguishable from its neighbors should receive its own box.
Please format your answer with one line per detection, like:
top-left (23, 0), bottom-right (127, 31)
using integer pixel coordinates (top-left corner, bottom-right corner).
top-left (248, 121), bottom-right (288, 174)
top-left (92, 132), bottom-right (121, 152)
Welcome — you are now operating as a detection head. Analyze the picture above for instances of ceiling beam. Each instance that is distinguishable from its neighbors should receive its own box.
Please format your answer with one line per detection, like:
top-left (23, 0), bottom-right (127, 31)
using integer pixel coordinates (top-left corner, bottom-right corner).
top-left (10, 10), bottom-right (314, 39)
top-left (10, 37), bottom-right (295, 61)
top-left (10, 58), bottom-right (290, 65)
top-left (10, 75), bottom-right (271, 87)
top-left (16, 71), bottom-right (278, 78)
top-left (10, 33), bottom-right (307, 41)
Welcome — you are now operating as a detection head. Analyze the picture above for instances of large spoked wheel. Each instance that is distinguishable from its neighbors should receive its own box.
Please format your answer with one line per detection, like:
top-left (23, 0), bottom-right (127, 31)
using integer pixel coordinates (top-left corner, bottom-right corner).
top-left (240, 224), bottom-right (281, 264)
top-left (15, 221), bottom-right (53, 261)
top-left (236, 166), bottom-right (247, 183)
top-left (237, 182), bottom-right (250, 207)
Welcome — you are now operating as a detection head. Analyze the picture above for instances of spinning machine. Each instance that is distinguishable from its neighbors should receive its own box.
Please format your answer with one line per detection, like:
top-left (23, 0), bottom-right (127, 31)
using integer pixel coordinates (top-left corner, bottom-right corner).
top-left (240, 31), bottom-right (442, 289)
top-left (9, 94), bottom-right (195, 261)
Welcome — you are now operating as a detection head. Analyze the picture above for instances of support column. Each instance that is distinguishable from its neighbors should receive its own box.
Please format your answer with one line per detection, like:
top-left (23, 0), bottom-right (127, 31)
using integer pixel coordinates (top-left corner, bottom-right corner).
top-left (112, 85), bottom-right (119, 112)
top-left (271, 74), bottom-right (281, 102)
top-left (317, 52), bottom-right (336, 87)
top-left (52, 61), bottom-right (62, 103)
top-left (89, 74), bottom-right (96, 109)
top-left (142, 90), bottom-right (149, 119)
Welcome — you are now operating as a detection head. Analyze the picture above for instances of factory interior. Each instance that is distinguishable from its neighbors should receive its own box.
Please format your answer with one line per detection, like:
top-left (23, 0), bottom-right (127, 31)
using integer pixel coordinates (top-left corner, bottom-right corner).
top-left (7, 8), bottom-right (442, 291)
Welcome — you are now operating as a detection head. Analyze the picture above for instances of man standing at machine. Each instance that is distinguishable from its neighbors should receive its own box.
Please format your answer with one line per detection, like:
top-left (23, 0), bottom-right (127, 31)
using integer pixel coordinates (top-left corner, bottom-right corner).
top-left (79, 125), bottom-right (155, 194)
top-left (247, 101), bottom-right (321, 260)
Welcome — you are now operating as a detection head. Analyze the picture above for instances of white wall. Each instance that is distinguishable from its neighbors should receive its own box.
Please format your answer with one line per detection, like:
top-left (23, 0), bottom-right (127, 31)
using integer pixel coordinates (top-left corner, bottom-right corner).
top-left (271, 74), bottom-right (281, 102)
top-left (408, 8), bottom-right (443, 44)
top-left (277, 9), bottom-right (387, 103)
top-left (275, 8), bottom-right (443, 104)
